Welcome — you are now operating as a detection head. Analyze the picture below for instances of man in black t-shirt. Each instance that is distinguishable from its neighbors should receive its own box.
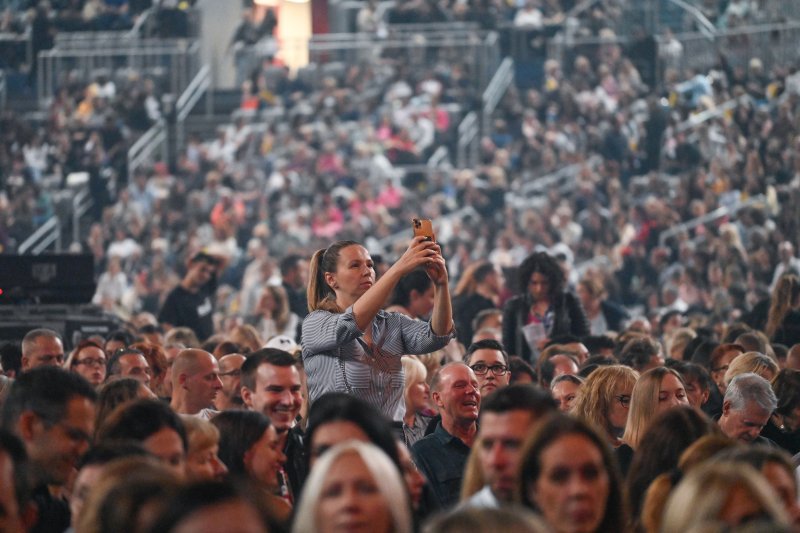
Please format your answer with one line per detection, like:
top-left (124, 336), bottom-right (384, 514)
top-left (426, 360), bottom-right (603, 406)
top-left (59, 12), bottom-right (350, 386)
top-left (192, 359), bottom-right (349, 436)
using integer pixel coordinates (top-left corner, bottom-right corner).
top-left (158, 252), bottom-right (222, 343)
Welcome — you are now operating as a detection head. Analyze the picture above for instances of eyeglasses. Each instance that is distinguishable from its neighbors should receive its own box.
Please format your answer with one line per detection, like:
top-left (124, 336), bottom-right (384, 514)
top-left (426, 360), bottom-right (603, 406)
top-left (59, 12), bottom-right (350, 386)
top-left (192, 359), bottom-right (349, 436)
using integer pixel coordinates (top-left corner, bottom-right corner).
top-left (615, 395), bottom-right (631, 408)
top-left (218, 369), bottom-right (241, 378)
top-left (75, 358), bottom-right (106, 368)
top-left (470, 363), bottom-right (509, 376)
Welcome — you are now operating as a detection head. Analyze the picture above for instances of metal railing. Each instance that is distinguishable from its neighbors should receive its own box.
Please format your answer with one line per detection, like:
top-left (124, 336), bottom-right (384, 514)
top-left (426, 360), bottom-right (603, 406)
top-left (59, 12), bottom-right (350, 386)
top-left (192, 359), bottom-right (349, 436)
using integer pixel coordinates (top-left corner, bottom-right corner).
top-left (38, 39), bottom-right (201, 102)
top-left (0, 70), bottom-right (6, 110)
top-left (71, 189), bottom-right (93, 249)
top-left (17, 216), bottom-right (61, 255)
top-left (482, 57), bottom-right (514, 133)
top-left (128, 119), bottom-right (168, 178)
top-left (457, 111), bottom-right (479, 169)
top-left (658, 194), bottom-right (767, 247)
top-left (175, 64), bottom-right (212, 152)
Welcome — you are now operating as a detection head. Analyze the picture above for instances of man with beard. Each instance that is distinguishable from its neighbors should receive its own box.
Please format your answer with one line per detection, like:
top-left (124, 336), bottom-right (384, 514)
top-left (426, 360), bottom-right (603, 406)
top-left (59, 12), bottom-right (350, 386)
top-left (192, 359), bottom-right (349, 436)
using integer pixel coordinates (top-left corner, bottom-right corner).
top-left (241, 348), bottom-right (306, 501)
top-left (215, 353), bottom-right (246, 411)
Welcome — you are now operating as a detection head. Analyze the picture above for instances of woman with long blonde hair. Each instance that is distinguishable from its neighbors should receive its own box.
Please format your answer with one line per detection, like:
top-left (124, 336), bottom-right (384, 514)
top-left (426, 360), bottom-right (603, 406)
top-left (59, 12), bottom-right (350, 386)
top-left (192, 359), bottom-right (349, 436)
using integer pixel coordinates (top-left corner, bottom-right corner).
top-left (570, 365), bottom-right (640, 447)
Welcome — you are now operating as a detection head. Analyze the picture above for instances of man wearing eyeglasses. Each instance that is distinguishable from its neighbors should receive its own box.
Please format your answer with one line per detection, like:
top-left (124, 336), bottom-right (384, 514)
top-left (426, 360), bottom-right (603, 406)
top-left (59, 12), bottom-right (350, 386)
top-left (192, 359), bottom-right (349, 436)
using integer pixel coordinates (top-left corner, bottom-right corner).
top-left (215, 353), bottom-right (246, 411)
top-left (464, 339), bottom-right (510, 398)
top-left (1, 367), bottom-right (96, 533)
top-left (20, 328), bottom-right (65, 372)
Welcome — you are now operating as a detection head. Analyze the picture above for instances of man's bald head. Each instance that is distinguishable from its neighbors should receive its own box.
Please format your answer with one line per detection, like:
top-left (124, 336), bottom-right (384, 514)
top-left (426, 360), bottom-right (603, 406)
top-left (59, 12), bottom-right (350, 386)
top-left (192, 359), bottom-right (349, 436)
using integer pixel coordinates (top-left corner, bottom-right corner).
top-left (171, 349), bottom-right (216, 381)
top-left (170, 349), bottom-right (222, 414)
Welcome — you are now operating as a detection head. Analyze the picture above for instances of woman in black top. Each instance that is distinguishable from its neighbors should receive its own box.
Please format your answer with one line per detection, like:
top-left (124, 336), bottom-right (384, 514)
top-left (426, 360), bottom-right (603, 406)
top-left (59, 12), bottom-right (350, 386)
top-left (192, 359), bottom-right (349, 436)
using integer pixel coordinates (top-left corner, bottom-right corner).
top-left (502, 252), bottom-right (589, 364)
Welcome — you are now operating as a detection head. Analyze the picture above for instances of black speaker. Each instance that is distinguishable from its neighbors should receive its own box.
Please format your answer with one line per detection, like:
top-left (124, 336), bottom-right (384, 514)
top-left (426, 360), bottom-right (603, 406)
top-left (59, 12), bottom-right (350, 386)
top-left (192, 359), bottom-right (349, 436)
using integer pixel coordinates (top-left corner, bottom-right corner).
top-left (0, 254), bottom-right (96, 305)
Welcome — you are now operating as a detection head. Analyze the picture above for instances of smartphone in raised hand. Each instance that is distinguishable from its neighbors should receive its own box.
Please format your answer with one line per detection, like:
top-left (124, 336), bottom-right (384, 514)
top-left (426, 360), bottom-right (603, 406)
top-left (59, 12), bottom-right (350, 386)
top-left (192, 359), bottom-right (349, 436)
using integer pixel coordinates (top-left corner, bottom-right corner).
top-left (412, 218), bottom-right (436, 242)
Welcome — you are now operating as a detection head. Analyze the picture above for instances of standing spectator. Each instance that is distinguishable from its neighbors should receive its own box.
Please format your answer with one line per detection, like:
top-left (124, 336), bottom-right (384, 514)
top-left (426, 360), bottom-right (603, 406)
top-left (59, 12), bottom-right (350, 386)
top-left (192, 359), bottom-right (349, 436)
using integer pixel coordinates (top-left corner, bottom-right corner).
top-left (502, 252), bottom-right (589, 364)
top-left (159, 252), bottom-right (224, 343)
top-left (452, 262), bottom-right (501, 347)
top-left (766, 275), bottom-right (800, 347)
top-left (280, 254), bottom-right (309, 320)
top-left (302, 238), bottom-right (453, 419)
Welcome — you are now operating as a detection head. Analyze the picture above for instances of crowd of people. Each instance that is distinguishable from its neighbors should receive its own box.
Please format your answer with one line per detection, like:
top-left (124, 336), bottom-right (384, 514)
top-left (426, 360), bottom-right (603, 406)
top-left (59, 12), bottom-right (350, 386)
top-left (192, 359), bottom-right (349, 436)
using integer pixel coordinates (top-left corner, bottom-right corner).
top-left (1, 236), bottom-right (800, 532)
top-left (1, 0), bottom-right (800, 531)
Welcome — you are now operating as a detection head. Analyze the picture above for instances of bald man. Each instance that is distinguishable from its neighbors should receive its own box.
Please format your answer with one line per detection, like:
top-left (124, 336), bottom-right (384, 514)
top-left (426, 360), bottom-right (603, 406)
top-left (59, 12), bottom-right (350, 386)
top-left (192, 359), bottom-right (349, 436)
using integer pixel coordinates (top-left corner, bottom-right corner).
top-left (169, 349), bottom-right (223, 419)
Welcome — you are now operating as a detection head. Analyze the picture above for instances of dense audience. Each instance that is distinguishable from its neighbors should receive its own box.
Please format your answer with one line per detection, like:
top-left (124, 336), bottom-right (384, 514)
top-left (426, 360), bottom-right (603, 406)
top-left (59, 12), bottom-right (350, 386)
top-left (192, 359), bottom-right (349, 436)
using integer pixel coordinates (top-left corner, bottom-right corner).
top-left (1, 0), bottom-right (800, 532)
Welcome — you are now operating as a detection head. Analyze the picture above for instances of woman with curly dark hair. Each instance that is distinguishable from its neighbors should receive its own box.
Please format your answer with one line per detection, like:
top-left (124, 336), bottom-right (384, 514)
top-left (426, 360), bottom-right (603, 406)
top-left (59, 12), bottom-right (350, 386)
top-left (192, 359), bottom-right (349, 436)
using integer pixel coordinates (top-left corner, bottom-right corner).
top-left (502, 252), bottom-right (589, 363)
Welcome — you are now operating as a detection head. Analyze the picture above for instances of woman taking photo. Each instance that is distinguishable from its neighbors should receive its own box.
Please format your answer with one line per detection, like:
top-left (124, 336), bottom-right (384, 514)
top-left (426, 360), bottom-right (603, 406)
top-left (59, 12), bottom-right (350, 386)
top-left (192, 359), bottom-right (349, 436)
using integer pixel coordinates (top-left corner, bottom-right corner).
top-left (503, 252), bottom-right (589, 364)
top-left (302, 237), bottom-right (453, 418)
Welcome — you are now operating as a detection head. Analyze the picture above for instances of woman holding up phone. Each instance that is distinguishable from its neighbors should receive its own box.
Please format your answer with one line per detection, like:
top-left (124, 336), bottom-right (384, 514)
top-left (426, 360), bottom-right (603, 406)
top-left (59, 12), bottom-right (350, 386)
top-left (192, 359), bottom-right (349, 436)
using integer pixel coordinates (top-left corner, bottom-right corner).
top-left (301, 233), bottom-right (454, 419)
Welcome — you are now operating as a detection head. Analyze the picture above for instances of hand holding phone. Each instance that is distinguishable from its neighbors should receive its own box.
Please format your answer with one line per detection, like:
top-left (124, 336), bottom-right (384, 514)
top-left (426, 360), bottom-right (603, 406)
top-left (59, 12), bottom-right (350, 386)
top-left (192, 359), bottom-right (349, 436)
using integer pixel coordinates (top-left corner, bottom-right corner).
top-left (412, 218), bottom-right (436, 242)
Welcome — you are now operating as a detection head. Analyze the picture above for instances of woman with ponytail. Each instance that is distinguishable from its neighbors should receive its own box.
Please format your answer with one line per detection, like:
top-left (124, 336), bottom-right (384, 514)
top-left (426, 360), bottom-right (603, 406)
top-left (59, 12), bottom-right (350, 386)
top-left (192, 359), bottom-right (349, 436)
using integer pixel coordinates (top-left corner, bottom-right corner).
top-left (301, 237), bottom-right (454, 419)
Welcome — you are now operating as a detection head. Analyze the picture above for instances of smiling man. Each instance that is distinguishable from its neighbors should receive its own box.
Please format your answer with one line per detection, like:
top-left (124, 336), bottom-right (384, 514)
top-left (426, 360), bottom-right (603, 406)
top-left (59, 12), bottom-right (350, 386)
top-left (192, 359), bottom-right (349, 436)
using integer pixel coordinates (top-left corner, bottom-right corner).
top-left (1, 367), bottom-right (96, 533)
top-left (241, 348), bottom-right (306, 500)
top-left (464, 339), bottom-right (510, 398)
top-left (411, 362), bottom-right (481, 509)
top-left (170, 349), bottom-right (223, 419)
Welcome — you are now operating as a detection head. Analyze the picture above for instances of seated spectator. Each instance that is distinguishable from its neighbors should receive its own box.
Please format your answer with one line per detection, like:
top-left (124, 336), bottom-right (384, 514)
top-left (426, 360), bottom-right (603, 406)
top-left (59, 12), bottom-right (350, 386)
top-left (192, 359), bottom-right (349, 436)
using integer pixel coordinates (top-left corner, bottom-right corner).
top-left (571, 365), bottom-right (639, 448)
top-left (106, 347), bottom-right (153, 390)
top-left (724, 351), bottom-right (779, 388)
top-left (95, 378), bottom-right (155, 429)
top-left (461, 384), bottom-right (556, 508)
top-left (762, 369), bottom-right (800, 454)
top-left (215, 353), bottom-right (246, 411)
top-left (423, 506), bottom-right (549, 533)
top-left (20, 328), bottom-right (65, 371)
top-left (516, 414), bottom-right (629, 533)
top-left (464, 340), bottom-right (510, 398)
top-left (69, 442), bottom-right (152, 532)
top-left (0, 430), bottom-right (29, 533)
top-left (305, 392), bottom-right (399, 469)
top-left (148, 480), bottom-right (281, 533)
top-left (240, 348), bottom-right (306, 499)
top-left (401, 356), bottom-right (435, 447)
top-left (76, 456), bottom-right (181, 533)
top-left (180, 416), bottom-right (228, 482)
top-left (1, 367), bottom-right (97, 533)
top-left (620, 367), bottom-right (690, 471)
top-left (412, 363), bottom-right (480, 508)
top-left (293, 441), bottom-right (412, 533)
top-left (666, 359), bottom-right (712, 411)
top-left (551, 374), bottom-right (584, 412)
top-left (96, 398), bottom-right (188, 477)
top-left (64, 339), bottom-right (107, 387)
top-left (625, 406), bottom-right (719, 526)
top-left (661, 462), bottom-right (790, 532)
top-left (169, 349), bottom-right (222, 419)
top-left (718, 373), bottom-right (777, 445)
top-left (211, 410), bottom-right (290, 521)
